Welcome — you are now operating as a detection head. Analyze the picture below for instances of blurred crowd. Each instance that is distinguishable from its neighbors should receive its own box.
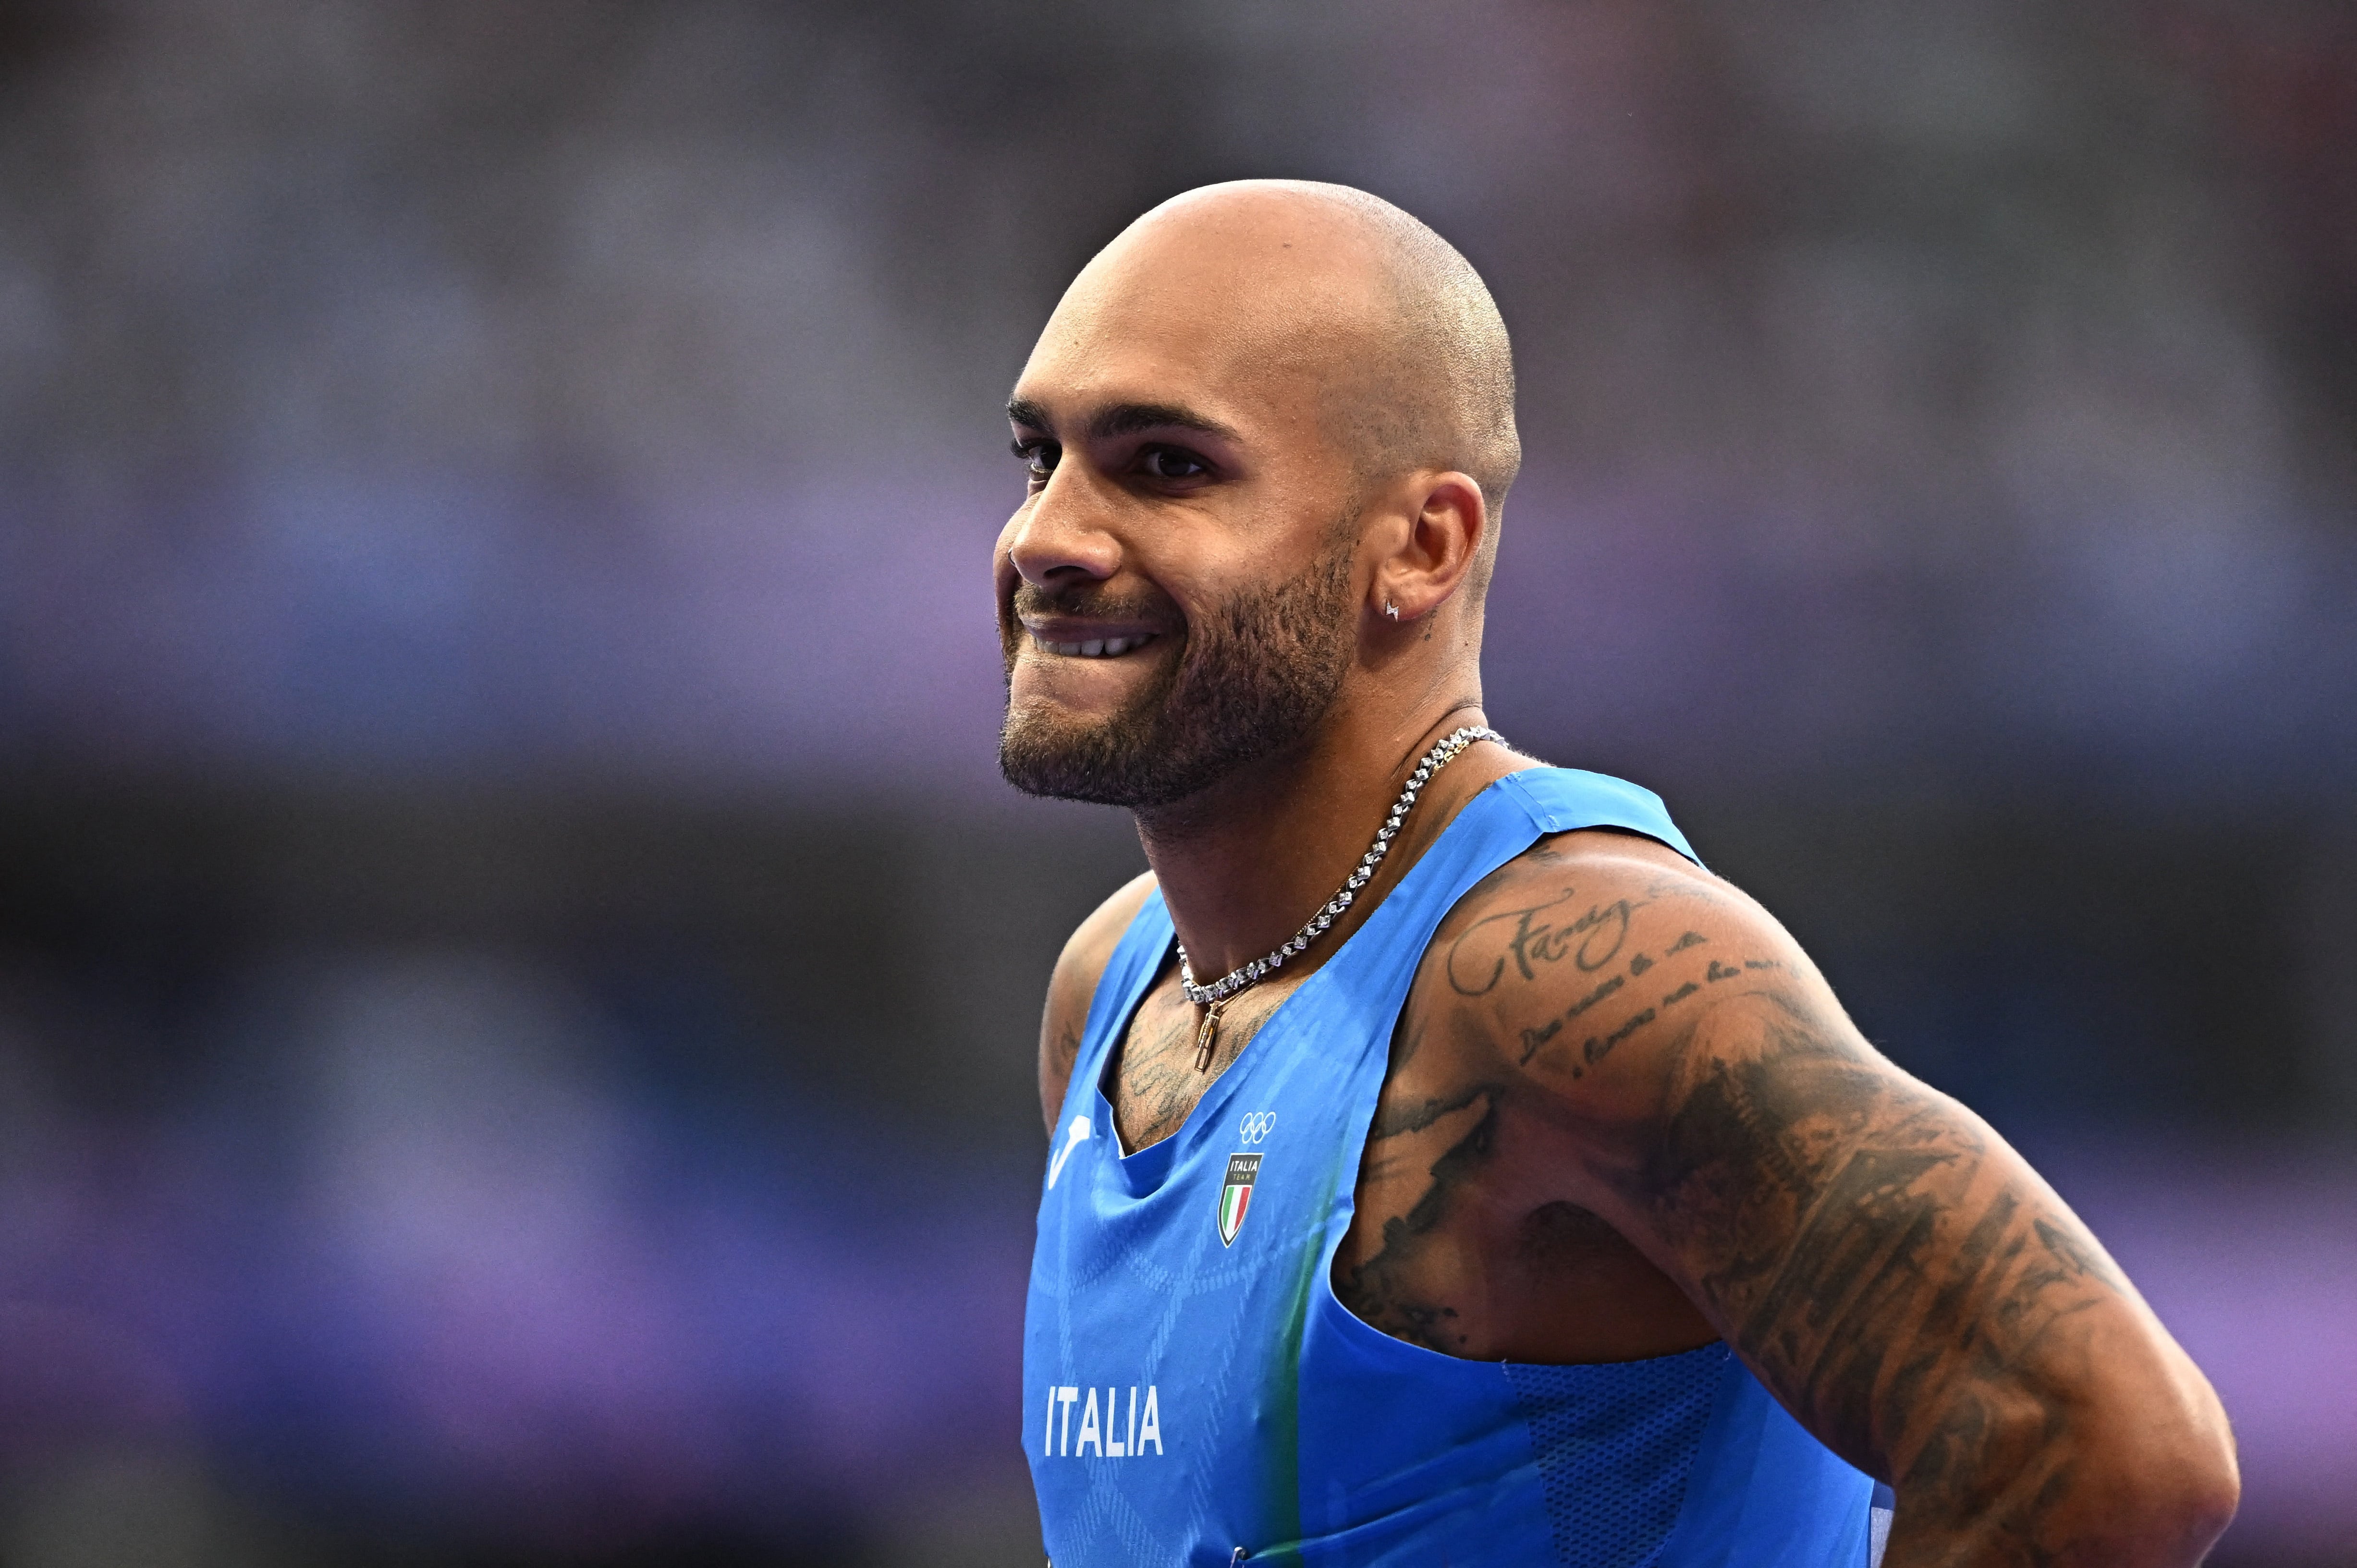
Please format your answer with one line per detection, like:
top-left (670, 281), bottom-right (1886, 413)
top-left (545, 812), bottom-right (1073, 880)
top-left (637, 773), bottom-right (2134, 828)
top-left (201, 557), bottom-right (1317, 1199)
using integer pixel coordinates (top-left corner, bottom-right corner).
top-left (0, 1), bottom-right (2349, 1563)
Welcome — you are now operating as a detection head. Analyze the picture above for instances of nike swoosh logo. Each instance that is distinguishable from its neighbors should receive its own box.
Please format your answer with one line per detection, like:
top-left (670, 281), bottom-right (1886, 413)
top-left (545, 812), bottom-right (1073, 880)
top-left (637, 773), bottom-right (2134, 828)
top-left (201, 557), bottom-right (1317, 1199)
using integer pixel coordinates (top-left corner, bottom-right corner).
top-left (1047, 1114), bottom-right (1093, 1189)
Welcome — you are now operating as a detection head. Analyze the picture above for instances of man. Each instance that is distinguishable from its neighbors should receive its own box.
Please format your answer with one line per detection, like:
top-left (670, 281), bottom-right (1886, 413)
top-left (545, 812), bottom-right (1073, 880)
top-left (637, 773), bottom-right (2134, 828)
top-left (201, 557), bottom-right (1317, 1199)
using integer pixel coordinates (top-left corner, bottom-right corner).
top-left (1000, 181), bottom-right (2236, 1567)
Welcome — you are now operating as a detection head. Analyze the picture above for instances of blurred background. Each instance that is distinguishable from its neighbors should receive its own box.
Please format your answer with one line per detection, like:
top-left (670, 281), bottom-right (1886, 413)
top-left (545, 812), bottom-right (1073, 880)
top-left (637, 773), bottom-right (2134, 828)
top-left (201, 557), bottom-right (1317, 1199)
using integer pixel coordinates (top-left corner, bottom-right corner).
top-left (0, 0), bottom-right (2350, 1563)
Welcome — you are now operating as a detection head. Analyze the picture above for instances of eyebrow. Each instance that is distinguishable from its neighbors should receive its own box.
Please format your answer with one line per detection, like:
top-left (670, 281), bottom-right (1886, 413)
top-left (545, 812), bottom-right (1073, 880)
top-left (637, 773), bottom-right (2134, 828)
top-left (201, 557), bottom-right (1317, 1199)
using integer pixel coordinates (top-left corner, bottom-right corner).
top-left (1005, 397), bottom-right (1240, 444)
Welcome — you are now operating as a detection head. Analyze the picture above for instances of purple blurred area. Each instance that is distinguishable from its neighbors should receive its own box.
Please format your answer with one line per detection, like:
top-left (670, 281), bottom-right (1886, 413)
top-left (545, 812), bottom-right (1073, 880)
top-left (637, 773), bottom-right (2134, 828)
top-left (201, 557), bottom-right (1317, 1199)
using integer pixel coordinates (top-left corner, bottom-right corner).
top-left (0, 1), bottom-right (2351, 1563)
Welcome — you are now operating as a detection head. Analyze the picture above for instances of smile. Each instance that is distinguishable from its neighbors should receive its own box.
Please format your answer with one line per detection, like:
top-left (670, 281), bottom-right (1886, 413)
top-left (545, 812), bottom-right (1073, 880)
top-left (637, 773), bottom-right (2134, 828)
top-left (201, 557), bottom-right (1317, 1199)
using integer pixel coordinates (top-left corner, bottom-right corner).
top-left (1030, 632), bottom-right (1160, 659)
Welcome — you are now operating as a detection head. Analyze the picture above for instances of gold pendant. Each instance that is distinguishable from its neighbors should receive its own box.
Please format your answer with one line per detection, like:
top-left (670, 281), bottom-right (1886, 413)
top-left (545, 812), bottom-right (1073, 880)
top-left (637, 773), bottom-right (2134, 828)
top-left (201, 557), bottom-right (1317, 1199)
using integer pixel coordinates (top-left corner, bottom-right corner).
top-left (1192, 1000), bottom-right (1226, 1072)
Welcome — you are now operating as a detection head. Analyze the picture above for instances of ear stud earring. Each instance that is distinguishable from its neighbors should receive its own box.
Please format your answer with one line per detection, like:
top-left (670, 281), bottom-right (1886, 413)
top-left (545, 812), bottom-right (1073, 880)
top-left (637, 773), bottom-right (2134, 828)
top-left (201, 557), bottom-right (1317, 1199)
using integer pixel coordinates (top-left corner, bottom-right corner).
top-left (1384, 602), bottom-right (1401, 621)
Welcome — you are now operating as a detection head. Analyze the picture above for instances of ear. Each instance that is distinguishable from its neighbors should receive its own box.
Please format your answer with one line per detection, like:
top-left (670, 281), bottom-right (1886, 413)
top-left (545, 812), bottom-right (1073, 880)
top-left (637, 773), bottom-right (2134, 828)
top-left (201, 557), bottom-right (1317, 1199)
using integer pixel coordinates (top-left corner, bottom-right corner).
top-left (1370, 471), bottom-right (1486, 623)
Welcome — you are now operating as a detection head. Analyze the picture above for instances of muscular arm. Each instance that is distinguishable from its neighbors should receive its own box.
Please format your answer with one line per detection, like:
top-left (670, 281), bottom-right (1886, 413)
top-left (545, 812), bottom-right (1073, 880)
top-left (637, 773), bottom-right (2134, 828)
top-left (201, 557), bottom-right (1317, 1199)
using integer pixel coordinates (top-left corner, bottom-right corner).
top-left (1428, 836), bottom-right (2238, 1567)
top-left (1037, 871), bottom-right (1158, 1135)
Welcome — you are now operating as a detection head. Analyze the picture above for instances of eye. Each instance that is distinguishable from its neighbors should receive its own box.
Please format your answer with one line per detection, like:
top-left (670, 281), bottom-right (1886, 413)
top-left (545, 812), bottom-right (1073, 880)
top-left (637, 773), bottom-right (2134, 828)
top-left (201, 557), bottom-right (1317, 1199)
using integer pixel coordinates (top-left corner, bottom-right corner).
top-left (1139, 446), bottom-right (1209, 481)
top-left (1012, 438), bottom-right (1059, 479)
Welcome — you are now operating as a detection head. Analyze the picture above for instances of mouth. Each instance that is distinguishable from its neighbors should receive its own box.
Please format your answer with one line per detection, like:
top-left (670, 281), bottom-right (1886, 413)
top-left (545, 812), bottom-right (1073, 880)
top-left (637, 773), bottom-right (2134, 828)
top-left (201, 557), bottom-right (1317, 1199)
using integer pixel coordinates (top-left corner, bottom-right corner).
top-left (1020, 620), bottom-right (1165, 659)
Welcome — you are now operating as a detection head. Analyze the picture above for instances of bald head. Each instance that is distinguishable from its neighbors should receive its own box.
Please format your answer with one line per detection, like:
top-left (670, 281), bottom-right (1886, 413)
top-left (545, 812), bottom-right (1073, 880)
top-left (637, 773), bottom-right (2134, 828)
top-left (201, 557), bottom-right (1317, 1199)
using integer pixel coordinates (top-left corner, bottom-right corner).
top-left (1063, 180), bottom-right (1520, 524)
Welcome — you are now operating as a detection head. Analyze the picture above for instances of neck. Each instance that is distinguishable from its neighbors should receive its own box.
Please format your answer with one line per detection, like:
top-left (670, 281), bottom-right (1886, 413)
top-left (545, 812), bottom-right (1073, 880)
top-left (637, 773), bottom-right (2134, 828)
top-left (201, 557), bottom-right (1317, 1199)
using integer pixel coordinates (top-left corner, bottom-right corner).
top-left (1133, 694), bottom-right (1516, 988)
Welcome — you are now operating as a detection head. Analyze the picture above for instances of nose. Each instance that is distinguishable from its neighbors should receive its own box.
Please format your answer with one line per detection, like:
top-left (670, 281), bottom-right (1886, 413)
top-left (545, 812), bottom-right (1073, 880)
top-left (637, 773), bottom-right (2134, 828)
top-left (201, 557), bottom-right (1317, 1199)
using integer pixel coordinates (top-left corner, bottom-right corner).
top-left (1002, 465), bottom-right (1122, 591)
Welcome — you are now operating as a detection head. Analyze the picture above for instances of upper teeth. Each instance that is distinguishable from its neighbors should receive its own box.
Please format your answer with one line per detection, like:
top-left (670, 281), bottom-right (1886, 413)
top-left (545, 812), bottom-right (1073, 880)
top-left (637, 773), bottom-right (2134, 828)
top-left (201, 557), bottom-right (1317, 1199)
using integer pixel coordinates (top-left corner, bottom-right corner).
top-left (1035, 633), bottom-right (1156, 658)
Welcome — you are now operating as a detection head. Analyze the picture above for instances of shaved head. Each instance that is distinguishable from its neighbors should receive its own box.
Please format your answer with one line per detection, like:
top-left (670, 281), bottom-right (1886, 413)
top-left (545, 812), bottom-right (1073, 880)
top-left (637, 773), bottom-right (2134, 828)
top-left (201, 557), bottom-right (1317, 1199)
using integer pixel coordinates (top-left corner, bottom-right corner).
top-left (1087, 180), bottom-right (1521, 550)
top-left (1169, 182), bottom-right (1518, 499)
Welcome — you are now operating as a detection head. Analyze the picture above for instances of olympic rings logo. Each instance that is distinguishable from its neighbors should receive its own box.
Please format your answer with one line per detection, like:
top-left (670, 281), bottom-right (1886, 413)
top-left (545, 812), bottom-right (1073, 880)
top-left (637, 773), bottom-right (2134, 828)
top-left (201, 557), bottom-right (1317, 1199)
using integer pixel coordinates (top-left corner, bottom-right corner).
top-left (1238, 1112), bottom-right (1277, 1144)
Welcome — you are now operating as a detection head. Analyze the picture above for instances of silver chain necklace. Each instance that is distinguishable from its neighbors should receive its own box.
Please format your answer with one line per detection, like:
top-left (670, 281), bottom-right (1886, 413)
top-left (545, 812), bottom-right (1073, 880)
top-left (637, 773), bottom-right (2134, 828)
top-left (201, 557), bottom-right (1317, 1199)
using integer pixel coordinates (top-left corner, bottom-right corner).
top-left (1177, 725), bottom-right (1504, 1070)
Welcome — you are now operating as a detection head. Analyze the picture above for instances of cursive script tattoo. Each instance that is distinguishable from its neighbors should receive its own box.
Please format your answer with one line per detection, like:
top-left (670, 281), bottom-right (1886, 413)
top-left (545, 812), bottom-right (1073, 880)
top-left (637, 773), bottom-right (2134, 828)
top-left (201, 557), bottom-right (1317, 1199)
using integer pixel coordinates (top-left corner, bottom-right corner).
top-left (1445, 889), bottom-right (1642, 996)
top-left (1495, 911), bottom-right (1785, 1078)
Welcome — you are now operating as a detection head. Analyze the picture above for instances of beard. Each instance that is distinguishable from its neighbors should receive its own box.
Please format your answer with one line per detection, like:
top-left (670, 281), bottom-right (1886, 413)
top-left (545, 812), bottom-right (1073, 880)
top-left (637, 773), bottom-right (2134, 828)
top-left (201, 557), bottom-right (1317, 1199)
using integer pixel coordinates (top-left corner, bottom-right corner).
top-left (998, 535), bottom-right (1359, 810)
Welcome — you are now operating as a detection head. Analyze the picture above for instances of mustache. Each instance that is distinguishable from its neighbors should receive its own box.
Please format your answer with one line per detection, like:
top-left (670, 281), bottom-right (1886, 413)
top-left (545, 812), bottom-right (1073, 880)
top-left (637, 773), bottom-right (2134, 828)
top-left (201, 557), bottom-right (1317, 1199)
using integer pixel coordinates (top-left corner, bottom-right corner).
top-left (1006, 581), bottom-right (1183, 628)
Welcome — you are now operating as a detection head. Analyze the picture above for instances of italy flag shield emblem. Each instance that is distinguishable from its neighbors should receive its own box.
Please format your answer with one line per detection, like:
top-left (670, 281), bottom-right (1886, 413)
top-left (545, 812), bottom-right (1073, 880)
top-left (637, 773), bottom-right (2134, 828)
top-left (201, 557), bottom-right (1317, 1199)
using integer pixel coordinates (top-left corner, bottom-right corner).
top-left (1218, 1152), bottom-right (1262, 1247)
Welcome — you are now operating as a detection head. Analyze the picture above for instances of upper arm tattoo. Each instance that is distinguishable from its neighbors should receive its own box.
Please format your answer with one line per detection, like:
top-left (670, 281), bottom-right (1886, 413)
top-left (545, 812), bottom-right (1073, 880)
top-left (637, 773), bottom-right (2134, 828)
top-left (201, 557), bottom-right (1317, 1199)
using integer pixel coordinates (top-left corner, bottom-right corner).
top-left (1431, 855), bottom-right (2136, 1549)
top-left (1619, 990), bottom-right (2127, 1531)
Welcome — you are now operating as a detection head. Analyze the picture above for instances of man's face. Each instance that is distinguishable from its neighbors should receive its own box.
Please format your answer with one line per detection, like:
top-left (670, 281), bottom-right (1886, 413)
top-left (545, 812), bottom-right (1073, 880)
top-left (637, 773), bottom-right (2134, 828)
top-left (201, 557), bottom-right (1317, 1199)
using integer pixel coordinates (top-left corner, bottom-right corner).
top-left (994, 227), bottom-right (1378, 809)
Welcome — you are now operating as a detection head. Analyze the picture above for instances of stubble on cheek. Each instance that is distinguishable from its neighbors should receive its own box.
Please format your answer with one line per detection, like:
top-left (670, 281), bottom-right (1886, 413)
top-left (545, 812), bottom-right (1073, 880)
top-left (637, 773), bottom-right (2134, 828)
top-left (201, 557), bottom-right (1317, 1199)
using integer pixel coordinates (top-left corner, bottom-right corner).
top-left (996, 535), bottom-right (1358, 809)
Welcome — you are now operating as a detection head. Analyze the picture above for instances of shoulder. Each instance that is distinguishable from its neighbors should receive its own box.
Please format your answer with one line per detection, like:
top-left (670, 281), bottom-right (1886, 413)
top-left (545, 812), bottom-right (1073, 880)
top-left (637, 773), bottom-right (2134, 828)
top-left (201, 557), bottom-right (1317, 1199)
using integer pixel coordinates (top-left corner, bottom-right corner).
top-left (1049, 868), bottom-right (1160, 1020)
top-left (1418, 826), bottom-right (1850, 1109)
top-left (1036, 870), bottom-right (1160, 1133)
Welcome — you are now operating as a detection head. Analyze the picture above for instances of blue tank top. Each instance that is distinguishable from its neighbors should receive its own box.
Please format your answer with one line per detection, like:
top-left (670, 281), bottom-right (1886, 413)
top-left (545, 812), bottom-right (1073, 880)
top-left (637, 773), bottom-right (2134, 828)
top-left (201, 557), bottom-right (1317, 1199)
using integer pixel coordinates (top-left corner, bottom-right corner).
top-left (1025, 767), bottom-right (1891, 1567)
